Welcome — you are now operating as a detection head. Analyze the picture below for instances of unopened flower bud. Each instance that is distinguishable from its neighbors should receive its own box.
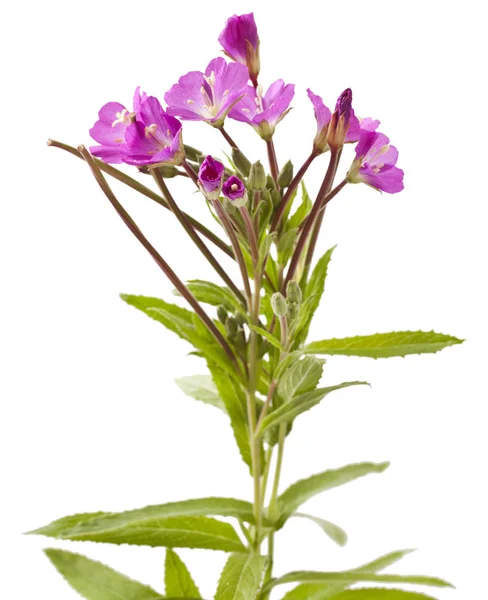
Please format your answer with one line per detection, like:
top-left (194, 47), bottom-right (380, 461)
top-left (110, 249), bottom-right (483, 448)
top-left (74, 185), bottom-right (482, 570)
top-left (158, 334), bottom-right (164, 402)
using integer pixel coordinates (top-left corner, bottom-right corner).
top-left (198, 156), bottom-right (225, 200)
top-left (231, 147), bottom-right (251, 177)
top-left (277, 160), bottom-right (294, 188)
top-left (266, 174), bottom-right (276, 190)
top-left (183, 144), bottom-right (202, 162)
top-left (219, 13), bottom-right (261, 87)
top-left (157, 165), bottom-right (180, 178)
top-left (222, 176), bottom-right (248, 207)
top-left (248, 161), bottom-right (267, 190)
top-left (327, 88), bottom-right (354, 150)
top-left (217, 305), bottom-right (228, 324)
top-left (271, 292), bottom-right (288, 317)
top-left (286, 280), bottom-right (302, 304)
top-left (225, 316), bottom-right (239, 338)
top-left (271, 189), bottom-right (281, 208)
top-left (234, 329), bottom-right (247, 352)
top-left (234, 312), bottom-right (247, 326)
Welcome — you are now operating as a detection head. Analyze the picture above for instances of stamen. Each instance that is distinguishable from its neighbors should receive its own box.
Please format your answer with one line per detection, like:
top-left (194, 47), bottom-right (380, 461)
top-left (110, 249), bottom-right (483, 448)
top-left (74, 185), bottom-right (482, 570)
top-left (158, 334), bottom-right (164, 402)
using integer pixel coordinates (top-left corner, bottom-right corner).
top-left (145, 124), bottom-right (158, 138)
top-left (231, 183), bottom-right (239, 192)
top-left (187, 99), bottom-right (195, 104)
top-left (112, 109), bottom-right (130, 127)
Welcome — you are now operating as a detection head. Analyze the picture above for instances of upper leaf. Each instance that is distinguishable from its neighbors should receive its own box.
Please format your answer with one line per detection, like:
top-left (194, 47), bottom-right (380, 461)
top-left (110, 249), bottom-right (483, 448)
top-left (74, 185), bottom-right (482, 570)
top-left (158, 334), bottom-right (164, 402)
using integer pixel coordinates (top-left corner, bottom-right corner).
top-left (277, 461), bottom-right (389, 523)
top-left (165, 549), bottom-right (201, 598)
top-left (214, 553), bottom-right (268, 600)
top-left (322, 590), bottom-right (439, 600)
top-left (294, 246), bottom-right (336, 346)
top-left (259, 382), bottom-right (368, 434)
top-left (292, 512), bottom-right (348, 547)
top-left (175, 374), bottom-right (226, 412)
top-left (277, 355), bottom-right (325, 403)
top-left (44, 548), bottom-right (163, 600)
top-left (304, 331), bottom-right (464, 359)
top-left (287, 181), bottom-right (313, 230)
top-left (180, 280), bottom-right (245, 315)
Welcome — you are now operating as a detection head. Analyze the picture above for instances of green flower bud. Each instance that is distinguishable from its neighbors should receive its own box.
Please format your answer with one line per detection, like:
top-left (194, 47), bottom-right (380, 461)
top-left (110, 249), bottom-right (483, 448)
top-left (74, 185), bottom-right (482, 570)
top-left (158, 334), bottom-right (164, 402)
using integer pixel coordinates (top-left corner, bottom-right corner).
top-left (277, 160), bottom-right (294, 188)
top-left (234, 329), bottom-right (247, 353)
top-left (156, 165), bottom-right (180, 178)
top-left (234, 312), bottom-right (247, 326)
top-left (248, 161), bottom-right (267, 190)
top-left (266, 174), bottom-right (276, 190)
top-left (225, 316), bottom-right (239, 338)
top-left (183, 144), bottom-right (202, 162)
top-left (232, 147), bottom-right (251, 177)
top-left (217, 305), bottom-right (228, 324)
top-left (286, 280), bottom-right (303, 304)
top-left (271, 189), bottom-right (281, 208)
top-left (271, 292), bottom-right (288, 317)
top-left (288, 302), bottom-right (300, 321)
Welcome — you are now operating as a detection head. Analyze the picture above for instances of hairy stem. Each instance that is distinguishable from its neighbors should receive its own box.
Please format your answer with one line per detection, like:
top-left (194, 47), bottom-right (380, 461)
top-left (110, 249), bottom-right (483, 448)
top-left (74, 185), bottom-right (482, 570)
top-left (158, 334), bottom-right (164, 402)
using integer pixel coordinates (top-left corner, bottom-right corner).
top-left (78, 146), bottom-right (241, 372)
top-left (47, 140), bottom-right (234, 259)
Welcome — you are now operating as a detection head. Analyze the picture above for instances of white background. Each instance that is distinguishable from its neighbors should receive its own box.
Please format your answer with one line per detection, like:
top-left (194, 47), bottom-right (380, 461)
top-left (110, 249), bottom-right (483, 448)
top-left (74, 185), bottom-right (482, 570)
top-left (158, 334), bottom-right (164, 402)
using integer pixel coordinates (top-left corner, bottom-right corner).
top-left (1, 1), bottom-right (487, 598)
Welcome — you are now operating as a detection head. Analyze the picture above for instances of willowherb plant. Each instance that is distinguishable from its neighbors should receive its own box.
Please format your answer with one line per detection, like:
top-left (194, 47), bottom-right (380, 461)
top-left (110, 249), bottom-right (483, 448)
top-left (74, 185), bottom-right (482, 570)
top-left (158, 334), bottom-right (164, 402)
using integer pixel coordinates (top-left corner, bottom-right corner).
top-left (30, 12), bottom-right (463, 600)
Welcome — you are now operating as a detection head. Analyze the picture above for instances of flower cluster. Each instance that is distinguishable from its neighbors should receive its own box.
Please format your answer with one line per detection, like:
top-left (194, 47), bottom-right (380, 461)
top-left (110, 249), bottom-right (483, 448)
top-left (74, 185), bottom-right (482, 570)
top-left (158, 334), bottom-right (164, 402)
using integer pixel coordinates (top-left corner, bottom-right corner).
top-left (89, 12), bottom-right (403, 194)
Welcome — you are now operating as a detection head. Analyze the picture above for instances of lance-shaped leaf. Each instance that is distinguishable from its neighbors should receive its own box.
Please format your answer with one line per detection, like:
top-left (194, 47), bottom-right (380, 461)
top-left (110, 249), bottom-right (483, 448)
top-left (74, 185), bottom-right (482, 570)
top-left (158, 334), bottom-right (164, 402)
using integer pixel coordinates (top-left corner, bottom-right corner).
top-left (215, 553), bottom-right (268, 600)
top-left (277, 355), bottom-right (325, 403)
top-left (292, 512), bottom-right (348, 546)
top-left (265, 571), bottom-right (452, 592)
top-left (120, 295), bottom-right (239, 382)
top-left (44, 548), bottom-right (163, 600)
top-left (287, 181), bottom-right (313, 230)
top-left (178, 280), bottom-right (245, 314)
top-left (294, 246), bottom-right (336, 345)
top-left (323, 590), bottom-right (439, 600)
top-left (277, 461), bottom-right (389, 524)
top-left (248, 324), bottom-right (284, 351)
top-left (281, 549), bottom-right (416, 600)
top-left (259, 382), bottom-right (368, 435)
top-left (165, 549), bottom-right (201, 598)
top-left (304, 331), bottom-right (464, 359)
top-left (175, 374), bottom-right (226, 412)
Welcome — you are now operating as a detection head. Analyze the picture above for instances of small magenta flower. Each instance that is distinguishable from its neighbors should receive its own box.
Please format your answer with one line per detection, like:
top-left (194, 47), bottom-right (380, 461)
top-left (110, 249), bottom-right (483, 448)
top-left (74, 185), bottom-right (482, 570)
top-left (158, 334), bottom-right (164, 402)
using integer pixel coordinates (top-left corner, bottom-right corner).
top-left (347, 130), bottom-right (404, 193)
top-left (219, 13), bottom-right (260, 86)
top-left (230, 81), bottom-right (295, 140)
top-left (165, 57), bottom-right (249, 128)
top-left (307, 89), bottom-right (332, 154)
top-left (198, 156), bottom-right (225, 200)
top-left (222, 175), bottom-right (247, 206)
top-left (123, 96), bottom-right (184, 167)
top-left (89, 87), bottom-right (146, 164)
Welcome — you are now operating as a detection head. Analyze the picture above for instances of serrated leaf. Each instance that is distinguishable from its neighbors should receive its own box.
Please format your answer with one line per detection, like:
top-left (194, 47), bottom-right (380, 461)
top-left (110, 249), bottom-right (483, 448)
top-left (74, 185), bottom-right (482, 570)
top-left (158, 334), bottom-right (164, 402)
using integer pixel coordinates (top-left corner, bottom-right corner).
top-left (181, 280), bottom-right (245, 314)
top-left (165, 549), bottom-right (201, 598)
top-left (208, 362), bottom-right (254, 471)
top-left (287, 181), bottom-right (313, 230)
top-left (34, 509), bottom-right (246, 552)
top-left (215, 553), bottom-right (268, 600)
top-left (277, 461), bottom-right (389, 523)
top-left (248, 324), bottom-right (284, 351)
top-left (266, 570), bottom-right (452, 590)
top-left (281, 550), bottom-right (416, 600)
top-left (325, 590), bottom-right (439, 600)
top-left (277, 355), bottom-right (325, 402)
top-left (175, 375), bottom-right (226, 412)
top-left (304, 331), bottom-right (464, 359)
top-left (292, 512), bottom-right (348, 546)
top-left (44, 548), bottom-right (163, 600)
top-left (259, 382), bottom-right (368, 434)
top-left (26, 512), bottom-right (108, 537)
top-left (294, 246), bottom-right (336, 345)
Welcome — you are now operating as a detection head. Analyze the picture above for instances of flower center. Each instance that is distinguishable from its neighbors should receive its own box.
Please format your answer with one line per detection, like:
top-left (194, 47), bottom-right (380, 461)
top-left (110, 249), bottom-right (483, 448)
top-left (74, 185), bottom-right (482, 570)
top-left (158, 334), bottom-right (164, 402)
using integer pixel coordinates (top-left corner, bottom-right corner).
top-left (145, 124), bottom-right (158, 138)
top-left (231, 183), bottom-right (239, 192)
top-left (112, 109), bottom-right (130, 127)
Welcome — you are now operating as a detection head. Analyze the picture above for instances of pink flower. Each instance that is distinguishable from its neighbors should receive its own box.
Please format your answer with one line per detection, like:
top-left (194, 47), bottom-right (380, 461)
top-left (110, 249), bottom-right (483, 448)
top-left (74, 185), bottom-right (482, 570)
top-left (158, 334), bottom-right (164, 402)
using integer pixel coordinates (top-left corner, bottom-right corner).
top-left (230, 80), bottom-right (295, 140)
top-left (219, 13), bottom-right (260, 86)
top-left (89, 87), bottom-right (146, 164)
top-left (222, 176), bottom-right (247, 205)
top-left (123, 96), bottom-right (184, 167)
top-left (165, 57), bottom-right (249, 128)
top-left (198, 156), bottom-right (225, 200)
top-left (347, 130), bottom-right (404, 194)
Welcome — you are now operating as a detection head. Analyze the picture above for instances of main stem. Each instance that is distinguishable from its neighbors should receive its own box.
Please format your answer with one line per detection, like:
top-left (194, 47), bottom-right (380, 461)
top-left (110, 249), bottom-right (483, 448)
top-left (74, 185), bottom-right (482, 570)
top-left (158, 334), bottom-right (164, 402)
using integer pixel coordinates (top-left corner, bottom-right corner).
top-left (266, 139), bottom-right (280, 190)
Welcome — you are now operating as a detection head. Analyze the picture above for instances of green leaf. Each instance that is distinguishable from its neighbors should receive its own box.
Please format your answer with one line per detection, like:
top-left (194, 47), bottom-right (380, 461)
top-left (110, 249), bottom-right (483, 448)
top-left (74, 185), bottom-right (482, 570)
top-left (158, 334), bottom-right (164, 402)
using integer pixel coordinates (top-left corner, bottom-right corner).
top-left (278, 461), bottom-right (389, 523)
top-left (33, 505), bottom-right (247, 552)
top-left (259, 382), bottom-right (368, 435)
top-left (277, 355), bottom-right (325, 402)
top-left (292, 512), bottom-right (348, 546)
top-left (281, 550), bottom-right (415, 600)
top-left (165, 549), bottom-right (201, 598)
top-left (324, 590), bottom-right (439, 600)
top-left (182, 280), bottom-right (245, 314)
top-left (248, 324), bottom-right (284, 351)
top-left (44, 548), bottom-right (163, 600)
top-left (294, 246), bottom-right (336, 345)
top-left (215, 553), bottom-right (268, 600)
top-left (26, 512), bottom-right (108, 537)
top-left (266, 571), bottom-right (452, 590)
top-left (304, 331), bottom-right (464, 359)
top-left (121, 294), bottom-right (239, 382)
top-left (287, 181), bottom-right (313, 230)
top-left (208, 361), bottom-right (254, 471)
top-left (175, 375), bottom-right (226, 412)
top-left (277, 227), bottom-right (298, 264)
